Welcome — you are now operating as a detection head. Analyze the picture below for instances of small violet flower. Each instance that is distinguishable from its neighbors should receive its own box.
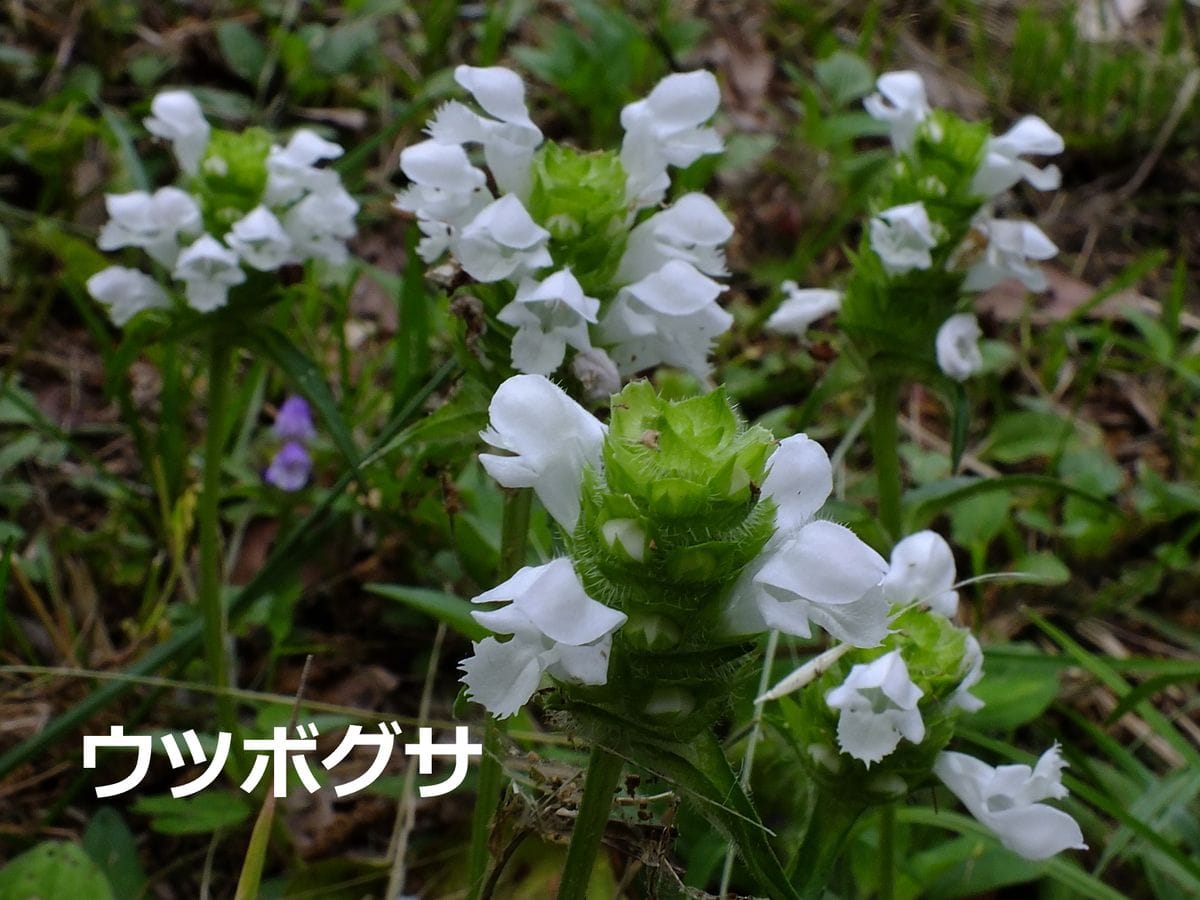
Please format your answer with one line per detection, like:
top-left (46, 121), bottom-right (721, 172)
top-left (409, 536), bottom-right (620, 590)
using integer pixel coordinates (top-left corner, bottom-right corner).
top-left (144, 90), bottom-right (211, 175)
top-left (86, 267), bottom-right (171, 326)
top-left (479, 374), bottom-right (606, 531)
top-left (265, 442), bottom-right (312, 492)
top-left (825, 649), bottom-right (926, 766)
top-left (273, 395), bottom-right (316, 444)
top-left (870, 202), bottom-right (938, 275)
top-left (863, 70), bottom-right (931, 152)
top-left (936, 313), bottom-right (984, 382)
top-left (765, 282), bottom-right (842, 336)
top-left (460, 558), bottom-right (627, 718)
top-left (934, 744), bottom-right (1088, 860)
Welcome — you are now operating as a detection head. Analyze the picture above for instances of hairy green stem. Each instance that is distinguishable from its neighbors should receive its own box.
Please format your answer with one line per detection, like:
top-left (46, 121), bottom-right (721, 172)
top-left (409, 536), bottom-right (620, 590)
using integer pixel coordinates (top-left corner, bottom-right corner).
top-left (466, 488), bottom-right (533, 899)
top-left (871, 378), bottom-right (904, 544)
top-left (558, 744), bottom-right (623, 900)
top-left (199, 335), bottom-right (235, 737)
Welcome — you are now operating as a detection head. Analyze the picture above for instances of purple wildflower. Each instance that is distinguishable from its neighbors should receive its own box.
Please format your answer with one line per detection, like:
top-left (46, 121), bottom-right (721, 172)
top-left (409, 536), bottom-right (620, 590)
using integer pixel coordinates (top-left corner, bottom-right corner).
top-left (265, 442), bottom-right (312, 492)
top-left (273, 395), bottom-right (316, 443)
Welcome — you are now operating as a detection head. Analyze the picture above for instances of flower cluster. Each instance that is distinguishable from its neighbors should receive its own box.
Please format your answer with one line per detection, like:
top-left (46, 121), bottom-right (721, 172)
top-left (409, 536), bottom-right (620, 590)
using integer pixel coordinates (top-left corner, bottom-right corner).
top-left (87, 91), bottom-right (358, 326)
top-left (264, 395), bottom-right (316, 492)
top-left (772, 70), bottom-right (1063, 383)
top-left (395, 66), bottom-right (733, 384)
top-left (462, 375), bottom-right (896, 734)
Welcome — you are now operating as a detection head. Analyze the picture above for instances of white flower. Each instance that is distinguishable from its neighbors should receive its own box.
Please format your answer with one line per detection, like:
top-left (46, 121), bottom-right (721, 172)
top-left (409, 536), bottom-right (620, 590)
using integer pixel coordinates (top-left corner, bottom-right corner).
top-left (952, 633), bottom-right (985, 713)
top-left (971, 116), bottom-right (1064, 197)
top-left (724, 436), bottom-right (890, 646)
top-left (144, 90), bottom-right (211, 175)
top-left (863, 70), bottom-right (931, 152)
top-left (479, 374), bottom-right (606, 531)
top-left (825, 650), bottom-right (926, 766)
top-left (86, 266), bottom-right (171, 326)
top-left (460, 558), bottom-right (627, 718)
top-left (934, 745), bottom-right (1087, 860)
top-left (620, 71), bottom-right (722, 208)
top-left (962, 218), bottom-right (1057, 292)
top-left (870, 202), bottom-right (937, 274)
top-left (615, 193), bottom-right (733, 284)
top-left (498, 269), bottom-right (599, 375)
top-left (882, 530), bottom-right (959, 618)
top-left (172, 234), bottom-right (245, 312)
top-left (97, 187), bottom-right (202, 268)
top-left (454, 194), bottom-right (552, 283)
top-left (282, 184), bottom-right (358, 265)
top-left (394, 140), bottom-right (491, 261)
top-left (936, 313), bottom-right (984, 382)
top-left (226, 206), bottom-right (294, 271)
top-left (265, 129), bottom-right (345, 206)
top-left (428, 65), bottom-right (543, 198)
top-left (598, 259), bottom-right (730, 378)
top-left (570, 347), bottom-right (621, 404)
top-left (765, 282), bottom-right (842, 336)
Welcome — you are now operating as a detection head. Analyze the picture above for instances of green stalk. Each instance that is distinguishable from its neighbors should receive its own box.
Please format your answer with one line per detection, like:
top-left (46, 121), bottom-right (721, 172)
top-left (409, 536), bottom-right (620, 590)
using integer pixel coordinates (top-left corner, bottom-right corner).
top-left (465, 488), bottom-right (533, 900)
top-left (199, 334), bottom-right (235, 736)
top-left (878, 804), bottom-right (896, 900)
top-left (871, 378), bottom-right (904, 544)
top-left (557, 744), bottom-right (623, 900)
top-left (790, 787), bottom-right (866, 899)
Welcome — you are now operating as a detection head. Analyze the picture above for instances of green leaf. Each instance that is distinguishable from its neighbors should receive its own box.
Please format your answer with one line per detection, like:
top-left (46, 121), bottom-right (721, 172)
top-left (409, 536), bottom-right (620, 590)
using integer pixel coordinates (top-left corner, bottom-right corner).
top-left (217, 22), bottom-right (267, 84)
top-left (983, 411), bottom-right (1075, 464)
top-left (814, 51), bottom-right (876, 105)
top-left (83, 808), bottom-right (147, 899)
top-left (967, 645), bottom-right (1060, 731)
top-left (0, 842), bottom-right (116, 899)
top-left (1009, 551), bottom-right (1071, 586)
top-left (366, 584), bottom-right (487, 641)
top-left (133, 791), bottom-right (252, 835)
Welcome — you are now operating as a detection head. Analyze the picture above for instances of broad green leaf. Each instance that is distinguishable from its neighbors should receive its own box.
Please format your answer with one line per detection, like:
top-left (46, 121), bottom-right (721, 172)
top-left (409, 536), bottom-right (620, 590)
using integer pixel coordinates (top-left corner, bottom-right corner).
top-left (83, 807), bottom-right (147, 899)
top-left (983, 411), bottom-right (1075, 464)
top-left (0, 842), bottom-right (115, 899)
top-left (967, 645), bottom-right (1060, 731)
top-left (217, 22), bottom-right (267, 83)
top-left (366, 584), bottom-right (487, 641)
top-left (1009, 551), bottom-right (1071, 586)
top-left (814, 51), bottom-right (876, 105)
top-left (133, 791), bottom-right (252, 835)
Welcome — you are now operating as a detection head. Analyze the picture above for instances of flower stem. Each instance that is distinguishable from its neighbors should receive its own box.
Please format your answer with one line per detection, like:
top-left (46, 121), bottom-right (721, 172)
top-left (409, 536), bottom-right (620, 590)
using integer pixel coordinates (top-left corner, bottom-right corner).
top-left (789, 787), bottom-right (866, 899)
top-left (465, 488), bottom-right (532, 900)
top-left (879, 804), bottom-right (896, 900)
top-left (871, 378), bottom-right (904, 544)
top-left (558, 743), bottom-right (623, 900)
top-left (199, 334), bottom-right (235, 737)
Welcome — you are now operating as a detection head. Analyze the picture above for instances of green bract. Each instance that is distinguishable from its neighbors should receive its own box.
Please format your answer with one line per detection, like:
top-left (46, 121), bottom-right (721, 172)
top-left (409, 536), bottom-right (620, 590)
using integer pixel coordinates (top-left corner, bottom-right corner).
top-left (525, 144), bottom-right (629, 295)
top-left (563, 382), bottom-right (776, 737)
top-left (195, 127), bottom-right (272, 231)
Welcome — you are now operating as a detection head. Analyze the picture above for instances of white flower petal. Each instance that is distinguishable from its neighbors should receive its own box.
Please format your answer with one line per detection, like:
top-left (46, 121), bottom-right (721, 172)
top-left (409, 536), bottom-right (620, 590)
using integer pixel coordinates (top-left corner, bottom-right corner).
top-left (455, 195), bottom-right (551, 282)
top-left (172, 234), bottom-right (245, 312)
top-left (883, 530), bottom-right (958, 615)
top-left (756, 520), bottom-right (888, 608)
top-left (761, 434), bottom-right (834, 530)
top-left (863, 70), bottom-right (930, 152)
top-left (765, 282), bottom-right (842, 335)
top-left (936, 313), bottom-right (983, 382)
top-left (144, 90), bottom-right (210, 174)
top-left (826, 650), bottom-right (925, 765)
top-left (227, 206), bottom-right (294, 271)
top-left (459, 636), bottom-right (545, 718)
top-left (455, 65), bottom-right (537, 128)
top-left (86, 266), bottom-right (171, 326)
top-left (870, 201), bottom-right (937, 274)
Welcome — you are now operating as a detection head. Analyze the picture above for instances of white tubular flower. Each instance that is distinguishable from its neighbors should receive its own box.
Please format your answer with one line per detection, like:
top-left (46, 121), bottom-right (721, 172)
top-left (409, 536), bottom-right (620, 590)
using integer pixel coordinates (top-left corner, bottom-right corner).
top-left (765, 282), bottom-right (842, 336)
top-left (454, 194), bottom-right (552, 283)
top-left (598, 259), bottom-right (730, 378)
top-left (825, 650), bottom-right (926, 766)
top-left (615, 193), bottom-right (733, 283)
top-left (863, 70), bottom-right (931, 152)
top-left (934, 745), bottom-right (1087, 860)
top-left (936, 313), bottom-right (984, 382)
top-left (226, 206), bottom-right (294, 271)
top-left (428, 65), bottom-right (543, 198)
top-left (98, 187), bottom-right (203, 268)
top-left (144, 90), bottom-right (211, 175)
top-left (971, 115), bottom-right (1064, 197)
top-left (725, 436), bottom-right (889, 646)
top-left (570, 347), bottom-right (621, 404)
top-left (394, 140), bottom-right (491, 260)
top-left (86, 266), bottom-right (171, 326)
top-left (499, 269), bottom-right (600, 376)
top-left (172, 234), bottom-right (245, 312)
top-left (952, 633), bottom-right (985, 713)
top-left (479, 374), bottom-right (606, 531)
top-left (265, 129), bottom-right (345, 206)
top-left (882, 530), bottom-right (959, 618)
top-left (620, 70), bottom-right (722, 208)
top-left (962, 218), bottom-right (1057, 292)
top-left (282, 184), bottom-right (359, 265)
top-left (460, 558), bottom-right (627, 718)
top-left (870, 202), bottom-right (937, 274)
